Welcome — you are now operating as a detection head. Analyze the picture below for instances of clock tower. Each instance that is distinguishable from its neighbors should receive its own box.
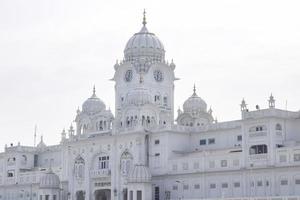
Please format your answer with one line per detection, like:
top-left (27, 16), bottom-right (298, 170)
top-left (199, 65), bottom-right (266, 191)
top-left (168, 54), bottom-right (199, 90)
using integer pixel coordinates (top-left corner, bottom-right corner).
top-left (112, 11), bottom-right (176, 133)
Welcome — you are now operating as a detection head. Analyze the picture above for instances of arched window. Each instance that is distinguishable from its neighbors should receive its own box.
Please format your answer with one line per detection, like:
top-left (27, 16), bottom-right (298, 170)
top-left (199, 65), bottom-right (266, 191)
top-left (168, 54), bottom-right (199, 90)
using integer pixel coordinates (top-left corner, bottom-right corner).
top-left (83, 124), bottom-right (88, 133)
top-left (104, 121), bottom-right (107, 130)
top-left (163, 96), bottom-right (168, 106)
top-left (99, 121), bottom-right (103, 130)
top-left (120, 151), bottom-right (133, 176)
top-left (7, 157), bottom-right (16, 166)
top-left (98, 155), bottom-right (109, 169)
top-left (74, 156), bottom-right (85, 179)
top-left (249, 144), bottom-right (268, 155)
top-left (21, 155), bottom-right (27, 165)
top-left (276, 123), bottom-right (282, 131)
top-left (154, 95), bottom-right (160, 103)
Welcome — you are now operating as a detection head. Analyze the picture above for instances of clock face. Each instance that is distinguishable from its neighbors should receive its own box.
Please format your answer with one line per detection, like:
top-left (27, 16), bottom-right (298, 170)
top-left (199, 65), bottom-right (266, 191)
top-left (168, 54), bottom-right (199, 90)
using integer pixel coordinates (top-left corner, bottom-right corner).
top-left (124, 70), bottom-right (133, 82)
top-left (153, 70), bottom-right (163, 82)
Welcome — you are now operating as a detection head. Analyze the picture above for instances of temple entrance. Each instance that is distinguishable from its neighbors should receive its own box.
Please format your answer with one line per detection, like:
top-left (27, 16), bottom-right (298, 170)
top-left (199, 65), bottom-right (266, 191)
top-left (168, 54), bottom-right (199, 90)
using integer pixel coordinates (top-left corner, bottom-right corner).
top-left (95, 189), bottom-right (111, 200)
top-left (76, 190), bottom-right (85, 200)
top-left (123, 188), bottom-right (128, 200)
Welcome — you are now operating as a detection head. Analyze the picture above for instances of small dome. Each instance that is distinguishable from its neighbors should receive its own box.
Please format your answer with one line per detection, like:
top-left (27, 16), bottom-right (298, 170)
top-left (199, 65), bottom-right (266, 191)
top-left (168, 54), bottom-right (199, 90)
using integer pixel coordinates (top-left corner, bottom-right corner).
top-left (124, 11), bottom-right (165, 61)
top-left (39, 169), bottom-right (60, 189)
top-left (37, 136), bottom-right (46, 149)
top-left (127, 164), bottom-right (152, 183)
top-left (82, 87), bottom-right (105, 114)
top-left (183, 87), bottom-right (207, 113)
top-left (114, 60), bottom-right (120, 70)
top-left (125, 88), bottom-right (153, 106)
top-left (170, 59), bottom-right (176, 70)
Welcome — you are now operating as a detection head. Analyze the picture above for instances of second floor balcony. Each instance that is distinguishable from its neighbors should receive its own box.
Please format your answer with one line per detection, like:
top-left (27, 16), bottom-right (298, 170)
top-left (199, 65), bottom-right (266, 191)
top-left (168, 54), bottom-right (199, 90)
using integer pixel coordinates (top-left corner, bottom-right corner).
top-left (90, 169), bottom-right (111, 178)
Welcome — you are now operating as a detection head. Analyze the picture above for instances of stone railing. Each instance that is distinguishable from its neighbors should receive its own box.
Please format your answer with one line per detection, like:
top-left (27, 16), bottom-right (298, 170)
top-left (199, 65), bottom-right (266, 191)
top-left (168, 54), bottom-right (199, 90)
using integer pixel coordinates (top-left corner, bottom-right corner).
top-left (90, 169), bottom-right (111, 178)
top-left (249, 131), bottom-right (267, 137)
top-left (19, 172), bottom-right (40, 184)
top-left (249, 154), bottom-right (268, 161)
top-left (243, 108), bottom-right (300, 120)
top-left (5, 177), bottom-right (15, 185)
top-left (180, 196), bottom-right (300, 200)
top-left (170, 121), bottom-right (241, 133)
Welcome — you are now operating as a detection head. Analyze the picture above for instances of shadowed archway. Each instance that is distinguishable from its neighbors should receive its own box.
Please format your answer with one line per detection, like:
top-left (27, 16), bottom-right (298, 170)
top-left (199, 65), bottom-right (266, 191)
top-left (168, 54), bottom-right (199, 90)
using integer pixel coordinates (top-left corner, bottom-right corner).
top-left (76, 190), bottom-right (85, 200)
top-left (94, 189), bottom-right (111, 200)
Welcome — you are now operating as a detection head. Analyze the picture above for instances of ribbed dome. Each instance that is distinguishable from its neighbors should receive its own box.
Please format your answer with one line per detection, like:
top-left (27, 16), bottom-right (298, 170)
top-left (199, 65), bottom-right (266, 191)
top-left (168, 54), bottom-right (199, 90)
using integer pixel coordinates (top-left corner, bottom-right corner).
top-left (125, 88), bottom-right (153, 106)
top-left (124, 12), bottom-right (165, 62)
top-left (82, 87), bottom-right (105, 114)
top-left (183, 88), bottom-right (207, 113)
top-left (39, 169), bottom-right (60, 189)
top-left (127, 164), bottom-right (152, 183)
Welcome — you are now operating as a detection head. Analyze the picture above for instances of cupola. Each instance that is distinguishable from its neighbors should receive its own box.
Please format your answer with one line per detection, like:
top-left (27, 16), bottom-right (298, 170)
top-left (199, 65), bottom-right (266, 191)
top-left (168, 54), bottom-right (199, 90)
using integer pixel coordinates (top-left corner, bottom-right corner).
top-left (183, 85), bottom-right (207, 113)
top-left (39, 169), bottom-right (60, 189)
top-left (82, 86), bottom-right (106, 114)
top-left (127, 164), bottom-right (152, 183)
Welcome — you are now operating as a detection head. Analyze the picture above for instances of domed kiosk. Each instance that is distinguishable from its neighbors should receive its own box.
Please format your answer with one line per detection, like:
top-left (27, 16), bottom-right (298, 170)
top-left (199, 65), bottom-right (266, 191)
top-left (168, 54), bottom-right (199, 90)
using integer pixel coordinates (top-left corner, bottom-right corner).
top-left (177, 85), bottom-right (213, 127)
top-left (127, 164), bottom-right (152, 200)
top-left (82, 86), bottom-right (106, 114)
top-left (39, 169), bottom-right (61, 200)
top-left (183, 88), bottom-right (207, 113)
top-left (75, 86), bottom-right (114, 135)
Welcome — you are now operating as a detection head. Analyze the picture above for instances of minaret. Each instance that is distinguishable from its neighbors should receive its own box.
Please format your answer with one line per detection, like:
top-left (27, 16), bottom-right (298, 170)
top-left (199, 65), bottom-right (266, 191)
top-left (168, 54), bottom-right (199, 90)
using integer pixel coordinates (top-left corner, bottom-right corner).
top-left (240, 98), bottom-right (247, 111)
top-left (68, 124), bottom-right (75, 137)
top-left (268, 93), bottom-right (275, 108)
top-left (34, 124), bottom-right (37, 147)
top-left (61, 129), bottom-right (66, 142)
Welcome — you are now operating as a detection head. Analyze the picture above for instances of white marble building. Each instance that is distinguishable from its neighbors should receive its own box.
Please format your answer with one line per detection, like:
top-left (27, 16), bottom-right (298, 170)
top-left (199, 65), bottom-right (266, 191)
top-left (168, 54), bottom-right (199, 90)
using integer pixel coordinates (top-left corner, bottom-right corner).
top-left (1, 11), bottom-right (300, 200)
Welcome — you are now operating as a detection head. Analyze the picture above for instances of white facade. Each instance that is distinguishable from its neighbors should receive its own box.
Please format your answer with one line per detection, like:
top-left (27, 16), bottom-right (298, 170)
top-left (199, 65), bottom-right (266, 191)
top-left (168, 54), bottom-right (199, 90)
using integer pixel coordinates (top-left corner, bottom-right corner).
top-left (1, 12), bottom-right (300, 200)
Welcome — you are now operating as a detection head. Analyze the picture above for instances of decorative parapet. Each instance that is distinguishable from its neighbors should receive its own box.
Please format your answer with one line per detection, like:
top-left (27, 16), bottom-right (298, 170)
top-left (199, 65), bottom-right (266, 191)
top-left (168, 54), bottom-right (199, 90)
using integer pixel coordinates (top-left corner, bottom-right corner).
top-left (243, 108), bottom-right (300, 120)
top-left (184, 196), bottom-right (300, 200)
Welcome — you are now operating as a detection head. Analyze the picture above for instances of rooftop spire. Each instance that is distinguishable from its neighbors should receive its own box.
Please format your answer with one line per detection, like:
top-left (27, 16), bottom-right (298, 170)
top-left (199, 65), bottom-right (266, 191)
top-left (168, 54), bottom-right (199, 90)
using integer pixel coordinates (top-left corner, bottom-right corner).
top-left (142, 9), bottom-right (147, 26)
top-left (193, 84), bottom-right (197, 95)
top-left (91, 85), bottom-right (97, 98)
top-left (268, 93), bottom-right (275, 108)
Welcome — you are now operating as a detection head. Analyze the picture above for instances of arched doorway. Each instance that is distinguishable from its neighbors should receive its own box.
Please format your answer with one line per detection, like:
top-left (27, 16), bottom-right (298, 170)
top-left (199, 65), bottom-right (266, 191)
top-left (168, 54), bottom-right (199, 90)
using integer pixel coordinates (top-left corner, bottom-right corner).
top-left (76, 190), bottom-right (85, 200)
top-left (94, 189), bottom-right (111, 200)
top-left (123, 188), bottom-right (128, 200)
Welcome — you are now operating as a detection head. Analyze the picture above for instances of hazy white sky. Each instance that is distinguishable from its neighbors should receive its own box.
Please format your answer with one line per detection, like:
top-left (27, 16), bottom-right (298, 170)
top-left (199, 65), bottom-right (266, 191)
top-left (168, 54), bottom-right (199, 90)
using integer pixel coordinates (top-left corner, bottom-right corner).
top-left (0, 0), bottom-right (300, 149)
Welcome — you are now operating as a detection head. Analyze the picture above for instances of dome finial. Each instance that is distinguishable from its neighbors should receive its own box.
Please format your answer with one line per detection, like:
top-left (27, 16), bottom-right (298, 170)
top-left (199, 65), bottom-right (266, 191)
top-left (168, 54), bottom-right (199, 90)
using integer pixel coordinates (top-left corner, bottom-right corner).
top-left (193, 84), bottom-right (196, 95)
top-left (142, 9), bottom-right (147, 26)
top-left (91, 85), bottom-right (97, 98)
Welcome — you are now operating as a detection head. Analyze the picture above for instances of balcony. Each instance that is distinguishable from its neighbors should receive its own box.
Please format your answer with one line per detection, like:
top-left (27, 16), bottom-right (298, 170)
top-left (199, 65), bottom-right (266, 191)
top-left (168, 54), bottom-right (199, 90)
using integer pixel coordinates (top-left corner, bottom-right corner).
top-left (250, 154), bottom-right (268, 160)
top-left (249, 131), bottom-right (267, 138)
top-left (196, 196), bottom-right (300, 200)
top-left (6, 177), bottom-right (15, 185)
top-left (19, 172), bottom-right (40, 184)
top-left (90, 169), bottom-right (111, 178)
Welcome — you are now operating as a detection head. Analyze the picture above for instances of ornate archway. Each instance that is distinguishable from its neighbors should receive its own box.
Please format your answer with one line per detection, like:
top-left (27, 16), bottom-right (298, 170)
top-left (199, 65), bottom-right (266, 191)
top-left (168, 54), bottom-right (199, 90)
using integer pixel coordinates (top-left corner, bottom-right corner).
top-left (94, 189), bottom-right (111, 200)
top-left (76, 190), bottom-right (85, 200)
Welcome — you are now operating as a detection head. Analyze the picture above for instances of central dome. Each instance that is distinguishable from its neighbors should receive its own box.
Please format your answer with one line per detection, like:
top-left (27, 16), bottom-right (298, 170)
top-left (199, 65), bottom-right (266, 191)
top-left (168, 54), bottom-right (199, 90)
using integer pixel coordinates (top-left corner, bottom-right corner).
top-left (124, 11), bottom-right (165, 62)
